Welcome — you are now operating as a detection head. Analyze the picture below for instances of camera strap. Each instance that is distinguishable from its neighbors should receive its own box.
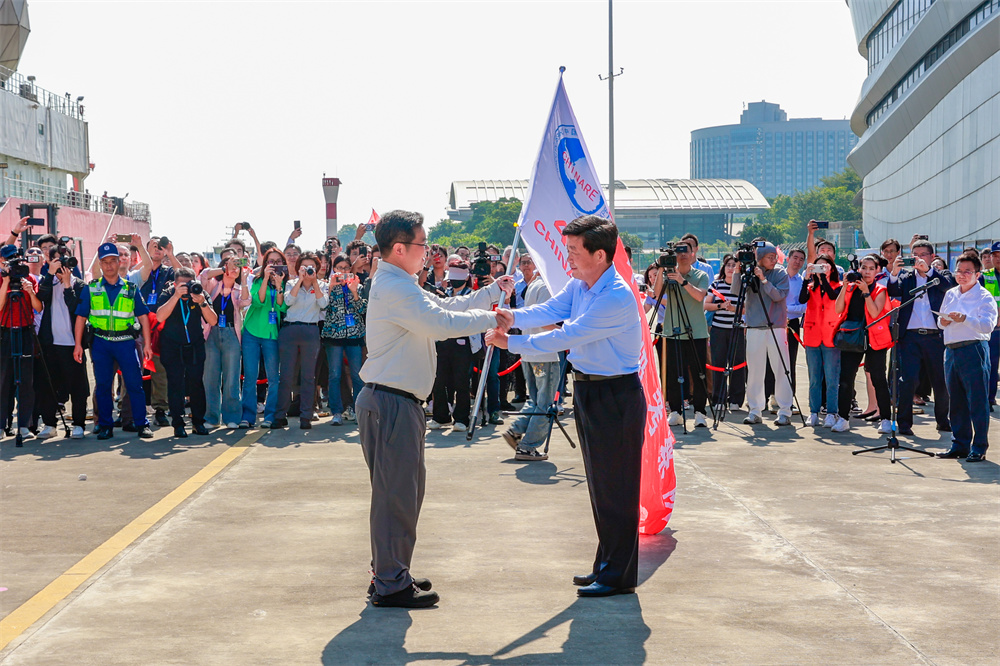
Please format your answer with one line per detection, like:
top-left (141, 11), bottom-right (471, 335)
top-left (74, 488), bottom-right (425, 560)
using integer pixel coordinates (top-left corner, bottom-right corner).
top-left (180, 299), bottom-right (192, 344)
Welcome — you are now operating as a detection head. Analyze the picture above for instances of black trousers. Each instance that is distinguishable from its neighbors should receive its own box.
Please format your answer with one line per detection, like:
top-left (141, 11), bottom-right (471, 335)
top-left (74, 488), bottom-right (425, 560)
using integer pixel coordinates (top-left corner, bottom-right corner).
top-left (432, 339), bottom-right (472, 425)
top-left (37, 344), bottom-right (91, 427)
top-left (1, 327), bottom-right (34, 430)
top-left (839, 347), bottom-right (890, 419)
top-left (896, 333), bottom-right (950, 429)
top-left (573, 373), bottom-right (646, 589)
top-left (709, 325), bottom-right (746, 407)
top-left (766, 317), bottom-right (800, 397)
top-left (160, 339), bottom-right (207, 427)
top-left (657, 334), bottom-right (708, 414)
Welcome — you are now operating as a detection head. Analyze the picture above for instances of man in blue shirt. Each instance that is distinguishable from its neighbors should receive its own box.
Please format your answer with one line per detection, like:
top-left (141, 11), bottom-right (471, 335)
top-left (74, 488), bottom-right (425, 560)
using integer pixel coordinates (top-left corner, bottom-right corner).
top-left (488, 215), bottom-right (646, 598)
top-left (73, 243), bottom-right (154, 440)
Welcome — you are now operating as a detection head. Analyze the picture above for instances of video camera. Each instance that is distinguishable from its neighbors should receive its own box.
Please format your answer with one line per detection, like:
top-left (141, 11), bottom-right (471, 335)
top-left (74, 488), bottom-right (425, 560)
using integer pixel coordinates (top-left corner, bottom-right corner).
top-left (656, 242), bottom-right (692, 271)
top-left (845, 253), bottom-right (862, 283)
top-left (470, 242), bottom-right (494, 278)
top-left (737, 241), bottom-right (766, 267)
top-left (0, 245), bottom-right (30, 289)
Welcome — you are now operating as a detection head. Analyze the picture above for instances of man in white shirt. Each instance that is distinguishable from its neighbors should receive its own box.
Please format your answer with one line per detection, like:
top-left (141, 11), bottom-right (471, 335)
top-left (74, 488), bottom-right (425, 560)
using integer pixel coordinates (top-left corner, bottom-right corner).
top-left (935, 253), bottom-right (997, 462)
top-left (502, 254), bottom-right (560, 461)
top-left (358, 210), bottom-right (511, 609)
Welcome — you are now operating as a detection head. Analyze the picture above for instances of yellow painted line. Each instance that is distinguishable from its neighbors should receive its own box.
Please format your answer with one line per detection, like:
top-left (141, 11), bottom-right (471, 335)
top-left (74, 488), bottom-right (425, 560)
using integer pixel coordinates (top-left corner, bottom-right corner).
top-left (0, 429), bottom-right (266, 651)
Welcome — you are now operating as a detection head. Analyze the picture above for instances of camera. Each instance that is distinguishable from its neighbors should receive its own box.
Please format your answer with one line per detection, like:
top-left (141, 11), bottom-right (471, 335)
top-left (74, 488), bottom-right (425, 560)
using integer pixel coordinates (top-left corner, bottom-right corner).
top-left (737, 241), bottom-right (765, 266)
top-left (1, 254), bottom-right (30, 289)
top-left (845, 253), bottom-right (862, 283)
top-left (158, 236), bottom-right (170, 249)
top-left (48, 244), bottom-right (78, 271)
top-left (187, 281), bottom-right (204, 296)
top-left (304, 265), bottom-right (316, 276)
top-left (656, 244), bottom-right (677, 270)
top-left (470, 242), bottom-right (492, 278)
top-left (236, 222), bottom-right (251, 231)
top-left (901, 257), bottom-right (916, 267)
top-left (914, 234), bottom-right (929, 241)
top-left (812, 219), bottom-right (830, 230)
top-left (234, 257), bottom-right (250, 268)
top-left (272, 265), bottom-right (288, 276)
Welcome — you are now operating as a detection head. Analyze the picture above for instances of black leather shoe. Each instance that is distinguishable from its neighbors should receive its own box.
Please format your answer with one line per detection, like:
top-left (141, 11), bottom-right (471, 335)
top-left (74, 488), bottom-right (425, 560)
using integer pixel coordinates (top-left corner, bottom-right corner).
top-left (371, 584), bottom-right (439, 608)
top-left (573, 573), bottom-right (598, 587)
top-left (154, 410), bottom-right (170, 427)
top-left (936, 423), bottom-right (952, 432)
top-left (137, 426), bottom-right (155, 439)
top-left (121, 423), bottom-right (138, 432)
top-left (113, 417), bottom-right (123, 427)
top-left (898, 427), bottom-right (914, 436)
top-left (270, 418), bottom-right (288, 429)
top-left (300, 419), bottom-right (312, 430)
top-left (966, 452), bottom-right (987, 462)
top-left (96, 426), bottom-right (113, 440)
top-left (577, 582), bottom-right (635, 597)
top-left (173, 426), bottom-right (188, 438)
top-left (193, 424), bottom-right (210, 435)
top-left (935, 449), bottom-right (968, 459)
top-left (368, 577), bottom-right (431, 596)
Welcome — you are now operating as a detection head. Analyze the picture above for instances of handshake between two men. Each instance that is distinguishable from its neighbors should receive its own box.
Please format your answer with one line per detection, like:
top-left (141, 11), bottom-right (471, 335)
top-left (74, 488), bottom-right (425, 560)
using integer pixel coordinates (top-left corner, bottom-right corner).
top-left (486, 308), bottom-right (515, 350)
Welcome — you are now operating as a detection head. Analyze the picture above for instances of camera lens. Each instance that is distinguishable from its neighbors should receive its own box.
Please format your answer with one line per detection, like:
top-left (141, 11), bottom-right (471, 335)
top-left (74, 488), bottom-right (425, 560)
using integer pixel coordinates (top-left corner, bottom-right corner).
top-left (305, 266), bottom-right (315, 276)
top-left (188, 282), bottom-right (204, 296)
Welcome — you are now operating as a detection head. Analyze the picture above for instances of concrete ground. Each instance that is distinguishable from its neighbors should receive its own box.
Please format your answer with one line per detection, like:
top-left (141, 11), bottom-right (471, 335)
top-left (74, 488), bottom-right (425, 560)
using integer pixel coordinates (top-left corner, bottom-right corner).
top-left (1, 376), bottom-right (998, 665)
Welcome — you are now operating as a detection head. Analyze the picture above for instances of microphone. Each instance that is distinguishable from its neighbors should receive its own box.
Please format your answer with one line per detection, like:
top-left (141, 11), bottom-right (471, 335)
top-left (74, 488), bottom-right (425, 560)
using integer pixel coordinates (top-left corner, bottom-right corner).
top-left (911, 277), bottom-right (940, 296)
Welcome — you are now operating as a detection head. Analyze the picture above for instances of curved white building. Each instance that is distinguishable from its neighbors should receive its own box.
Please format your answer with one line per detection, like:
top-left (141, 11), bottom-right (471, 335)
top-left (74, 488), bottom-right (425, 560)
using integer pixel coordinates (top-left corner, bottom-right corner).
top-left (846, 0), bottom-right (999, 248)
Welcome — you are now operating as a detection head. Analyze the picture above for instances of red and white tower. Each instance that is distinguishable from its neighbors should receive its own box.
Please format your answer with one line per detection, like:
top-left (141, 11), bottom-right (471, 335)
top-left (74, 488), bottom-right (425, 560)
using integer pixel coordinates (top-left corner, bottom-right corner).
top-left (322, 176), bottom-right (341, 238)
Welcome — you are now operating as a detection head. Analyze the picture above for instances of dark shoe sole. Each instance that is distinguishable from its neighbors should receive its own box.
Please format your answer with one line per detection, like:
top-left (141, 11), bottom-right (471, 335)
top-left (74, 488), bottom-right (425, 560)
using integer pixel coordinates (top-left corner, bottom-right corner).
top-left (368, 577), bottom-right (431, 596)
top-left (966, 453), bottom-right (987, 462)
top-left (936, 450), bottom-right (968, 459)
top-left (371, 588), bottom-right (439, 608)
top-left (577, 586), bottom-right (635, 598)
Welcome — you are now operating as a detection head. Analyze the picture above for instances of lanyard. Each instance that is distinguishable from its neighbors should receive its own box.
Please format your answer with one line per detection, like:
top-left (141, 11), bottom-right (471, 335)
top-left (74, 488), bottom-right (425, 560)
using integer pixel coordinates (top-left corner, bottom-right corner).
top-left (219, 290), bottom-right (232, 325)
top-left (180, 299), bottom-right (192, 344)
top-left (269, 286), bottom-right (276, 311)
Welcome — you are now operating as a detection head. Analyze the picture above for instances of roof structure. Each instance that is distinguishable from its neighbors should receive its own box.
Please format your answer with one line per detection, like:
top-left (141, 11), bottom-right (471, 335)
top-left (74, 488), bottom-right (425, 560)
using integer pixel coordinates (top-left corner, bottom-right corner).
top-left (449, 178), bottom-right (769, 213)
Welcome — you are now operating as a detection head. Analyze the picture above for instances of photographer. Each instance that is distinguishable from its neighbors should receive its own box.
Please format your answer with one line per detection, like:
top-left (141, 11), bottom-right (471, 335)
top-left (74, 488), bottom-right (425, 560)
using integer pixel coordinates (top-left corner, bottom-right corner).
top-left (73, 243), bottom-right (154, 440)
top-left (138, 236), bottom-right (177, 427)
top-left (36, 247), bottom-right (90, 439)
top-left (647, 242), bottom-right (710, 428)
top-left (273, 252), bottom-right (328, 430)
top-left (427, 257), bottom-right (476, 432)
top-left (1, 244), bottom-right (42, 439)
top-left (419, 244), bottom-right (448, 289)
top-left (203, 256), bottom-right (251, 429)
top-left (345, 240), bottom-right (371, 284)
top-left (240, 248), bottom-right (288, 428)
top-left (832, 255), bottom-right (893, 434)
top-left (156, 268), bottom-right (215, 437)
top-left (321, 254), bottom-right (367, 426)
top-left (738, 242), bottom-right (793, 426)
top-left (886, 239), bottom-right (956, 435)
top-left (799, 256), bottom-right (842, 427)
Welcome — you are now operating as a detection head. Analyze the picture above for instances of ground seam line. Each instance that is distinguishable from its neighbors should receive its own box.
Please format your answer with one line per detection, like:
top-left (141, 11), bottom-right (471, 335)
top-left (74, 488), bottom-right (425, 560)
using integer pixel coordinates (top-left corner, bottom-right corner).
top-left (678, 454), bottom-right (937, 666)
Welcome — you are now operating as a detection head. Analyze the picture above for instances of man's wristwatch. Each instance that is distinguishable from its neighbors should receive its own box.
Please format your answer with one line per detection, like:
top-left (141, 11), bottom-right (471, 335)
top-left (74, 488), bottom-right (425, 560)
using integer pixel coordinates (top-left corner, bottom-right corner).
top-left (199, 301), bottom-right (209, 308)
top-left (681, 279), bottom-right (689, 287)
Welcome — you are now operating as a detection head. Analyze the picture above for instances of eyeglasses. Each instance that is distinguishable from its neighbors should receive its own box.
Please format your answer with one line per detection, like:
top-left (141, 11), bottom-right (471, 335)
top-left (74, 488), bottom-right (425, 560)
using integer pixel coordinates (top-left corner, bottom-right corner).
top-left (954, 270), bottom-right (977, 276)
top-left (402, 242), bottom-right (430, 253)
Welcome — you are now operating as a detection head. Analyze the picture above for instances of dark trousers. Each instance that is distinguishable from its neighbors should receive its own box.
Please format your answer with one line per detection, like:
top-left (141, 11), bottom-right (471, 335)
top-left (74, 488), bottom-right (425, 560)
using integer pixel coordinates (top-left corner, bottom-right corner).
top-left (657, 334), bottom-right (708, 415)
top-left (1, 327), bottom-right (35, 429)
top-left (160, 339), bottom-right (207, 427)
top-left (91, 336), bottom-right (148, 428)
top-left (432, 339), bottom-right (472, 425)
top-left (276, 324), bottom-right (321, 421)
top-left (896, 333), bottom-right (950, 429)
top-left (989, 329), bottom-right (999, 405)
top-left (766, 318), bottom-right (800, 398)
top-left (573, 373), bottom-right (646, 589)
top-left (945, 341), bottom-right (991, 455)
top-left (709, 325), bottom-right (746, 407)
top-left (37, 344), bottom-right (90, 427)
top-left (839, 347), bottom-right (890, 420)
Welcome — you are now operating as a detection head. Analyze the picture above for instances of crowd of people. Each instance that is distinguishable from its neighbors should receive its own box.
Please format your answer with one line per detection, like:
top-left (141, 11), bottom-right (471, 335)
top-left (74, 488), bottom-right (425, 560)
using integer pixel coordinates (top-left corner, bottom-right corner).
top-left (640, 225), bottom-right (998, 462)
top-left (1, 216), bottom-right (997, 461)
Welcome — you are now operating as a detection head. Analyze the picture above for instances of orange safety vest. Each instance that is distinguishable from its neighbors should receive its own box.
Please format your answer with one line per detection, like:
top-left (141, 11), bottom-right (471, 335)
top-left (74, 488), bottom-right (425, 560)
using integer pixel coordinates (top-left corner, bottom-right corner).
top-left (865, 283), bottom-right (894, 351)
top-left (802, 281), bottom-right (845, 348)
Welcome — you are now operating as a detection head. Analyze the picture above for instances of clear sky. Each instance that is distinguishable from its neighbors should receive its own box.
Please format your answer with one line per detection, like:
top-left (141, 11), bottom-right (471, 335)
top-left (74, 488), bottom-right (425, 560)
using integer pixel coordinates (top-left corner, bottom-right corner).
top-left (17, 0), bottom-right (867, 252)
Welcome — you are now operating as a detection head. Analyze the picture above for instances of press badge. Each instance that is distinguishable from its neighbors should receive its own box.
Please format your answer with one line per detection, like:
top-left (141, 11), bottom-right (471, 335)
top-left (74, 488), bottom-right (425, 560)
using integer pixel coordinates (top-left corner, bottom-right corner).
top-left (345, 313), bottom-right (356, 327)
top-left (218, 315), bottom-right (227, 327)
top-left (268, 311), bottom-right (278, 325)
top-left (147, 292), bottom-right (157, 306)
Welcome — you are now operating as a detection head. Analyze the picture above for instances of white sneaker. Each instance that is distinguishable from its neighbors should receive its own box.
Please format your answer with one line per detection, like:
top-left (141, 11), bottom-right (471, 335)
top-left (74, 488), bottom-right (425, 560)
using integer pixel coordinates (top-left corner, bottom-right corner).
top-left (260, 420), bottom-right (272, 429)
top-left (729, 403), bottom-right (742, 411)
top-left (831, 416), bottom-right (851, 433)
top-left (877, 419), bottom-right (893, 434)
top-left (807, 413), bottom-right (820, 427)
top-left (667, 412), bottom-right (683, 426)
top-left (694, 412), bottom-right (708, 428)
top-left (18, 427), bottom-right (33, 439)
top-left (343, 406), bottom-right (356, 422)
top-left (257, 402), bottom-right (265, 414)
top-left (743, 413), bottom-right (762, 425)
top-left (71, 426), bottom-right (86, 439)
top-left (427, 419), bottom-right (447, 430)
top-left (330, 414), bottom-right (343, 426)
top-left (453, 423), bottom-right (468, 433)
top-left (823, 413), bottom-right (838, 428)
top-left (769, 398), bottom-right (779, 414)
top-left (36, 425), bottom-right (57, 439)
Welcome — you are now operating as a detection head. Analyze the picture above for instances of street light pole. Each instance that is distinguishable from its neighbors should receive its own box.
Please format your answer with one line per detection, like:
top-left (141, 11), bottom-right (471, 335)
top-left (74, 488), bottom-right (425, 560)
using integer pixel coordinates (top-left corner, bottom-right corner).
top-left (599, 0), bottom-right (623, 220)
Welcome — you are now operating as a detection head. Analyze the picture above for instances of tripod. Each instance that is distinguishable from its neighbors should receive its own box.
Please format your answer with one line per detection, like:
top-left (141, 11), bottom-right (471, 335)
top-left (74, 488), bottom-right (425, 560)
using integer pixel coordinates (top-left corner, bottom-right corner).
top-left (712, 265), bottom-right (753, 429)
top-left (852, 291), bottom-right (935, 463)
top-left (506, 355), bottom-right (577, 455)
top-left (648, 269), bottom-right (714, 434)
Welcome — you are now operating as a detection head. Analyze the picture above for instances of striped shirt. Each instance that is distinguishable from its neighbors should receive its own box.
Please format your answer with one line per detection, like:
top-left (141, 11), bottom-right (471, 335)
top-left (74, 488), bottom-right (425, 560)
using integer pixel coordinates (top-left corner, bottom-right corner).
top-left (709, 278), bottom-right (739, 329)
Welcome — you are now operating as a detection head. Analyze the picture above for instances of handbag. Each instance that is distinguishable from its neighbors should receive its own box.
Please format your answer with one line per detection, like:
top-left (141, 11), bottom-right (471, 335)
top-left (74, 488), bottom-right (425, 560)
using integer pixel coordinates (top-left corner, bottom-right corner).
top-left (834, 320), bottom-right (867, 353)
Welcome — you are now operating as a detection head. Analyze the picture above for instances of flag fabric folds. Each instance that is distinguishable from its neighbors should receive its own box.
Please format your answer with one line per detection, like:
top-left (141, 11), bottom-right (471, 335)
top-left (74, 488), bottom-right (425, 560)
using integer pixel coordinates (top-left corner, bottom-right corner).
top-left (515, 73), bottom-right (676, 534)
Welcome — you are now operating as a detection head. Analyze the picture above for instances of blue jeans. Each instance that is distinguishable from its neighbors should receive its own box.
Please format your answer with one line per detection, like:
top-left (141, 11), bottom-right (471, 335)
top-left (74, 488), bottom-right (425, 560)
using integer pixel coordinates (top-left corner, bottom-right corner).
top-left (204, 326), bottom-right (243, 425)
top-left (804, 345), bottom-right (840, 415)
top-left (510, 361), bottom-right (559, 449)
top-left (989, 329), bottom-right (999, 404)
top-left (241, 330), bottom-right (279, 424)
top-left (945, 341), bottom-right (991, 456)
top-left (326, 343), bottom-right (364, 414)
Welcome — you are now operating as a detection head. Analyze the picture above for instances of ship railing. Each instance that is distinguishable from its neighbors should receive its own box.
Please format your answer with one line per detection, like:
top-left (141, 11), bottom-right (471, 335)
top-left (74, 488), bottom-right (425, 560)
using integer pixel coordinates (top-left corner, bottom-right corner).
top-left (0, 176), bottom-right (150, 222)
top-left (0, 64), bottom-right (86, 121)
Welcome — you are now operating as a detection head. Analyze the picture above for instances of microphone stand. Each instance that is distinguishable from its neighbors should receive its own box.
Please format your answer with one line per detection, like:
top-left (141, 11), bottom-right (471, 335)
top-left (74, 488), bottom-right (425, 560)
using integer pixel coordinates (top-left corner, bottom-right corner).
top-left (852, 281), bottom-right (937, 463)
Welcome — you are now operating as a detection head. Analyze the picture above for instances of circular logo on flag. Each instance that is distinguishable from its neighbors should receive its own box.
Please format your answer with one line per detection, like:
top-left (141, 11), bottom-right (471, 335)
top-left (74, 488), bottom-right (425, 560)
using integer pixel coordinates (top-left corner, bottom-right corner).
top-left (555, 125), bottom-right (605, 216)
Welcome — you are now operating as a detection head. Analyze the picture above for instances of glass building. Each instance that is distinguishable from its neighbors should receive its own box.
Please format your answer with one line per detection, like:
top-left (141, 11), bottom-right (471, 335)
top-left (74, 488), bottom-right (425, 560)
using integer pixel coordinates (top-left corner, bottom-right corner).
top-left (689, 102), bottom-right (858, 199)
top-left (846, 0), bottom-right (999, 244)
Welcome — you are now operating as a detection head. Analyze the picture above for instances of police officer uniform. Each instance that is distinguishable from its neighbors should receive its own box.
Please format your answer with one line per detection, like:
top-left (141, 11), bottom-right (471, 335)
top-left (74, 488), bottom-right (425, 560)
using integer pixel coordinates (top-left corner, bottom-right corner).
top-left (75, 243), bottom-right (154, 439)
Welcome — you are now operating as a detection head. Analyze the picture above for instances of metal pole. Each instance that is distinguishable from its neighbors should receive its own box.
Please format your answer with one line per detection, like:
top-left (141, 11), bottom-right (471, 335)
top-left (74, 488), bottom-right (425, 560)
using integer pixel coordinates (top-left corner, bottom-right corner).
top-left (466, 220), bottom-right (526, 440)
top-left (608, 0), bottom-right (615, 219)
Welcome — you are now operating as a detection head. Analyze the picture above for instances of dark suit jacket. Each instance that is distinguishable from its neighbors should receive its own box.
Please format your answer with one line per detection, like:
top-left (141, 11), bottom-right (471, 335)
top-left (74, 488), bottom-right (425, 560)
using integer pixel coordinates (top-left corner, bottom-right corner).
top-left (886, 268), bottom-right (956, 341)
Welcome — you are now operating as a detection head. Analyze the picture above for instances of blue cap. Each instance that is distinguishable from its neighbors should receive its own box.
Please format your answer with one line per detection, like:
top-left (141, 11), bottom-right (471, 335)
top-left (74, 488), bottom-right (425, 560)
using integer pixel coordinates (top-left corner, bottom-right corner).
top-left (0, 244), bottom-right (18, 260)
top-left (97, 242), bottom-right (120, 259)
top-left (991, 241), bottom-right (1000, 253)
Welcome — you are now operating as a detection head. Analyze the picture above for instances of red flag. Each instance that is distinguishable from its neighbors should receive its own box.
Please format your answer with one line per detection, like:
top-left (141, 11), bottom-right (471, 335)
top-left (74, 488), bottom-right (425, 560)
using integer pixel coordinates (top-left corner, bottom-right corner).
top-left (366, 209), bottom-right (381, 232)
top-left (775, 245), bottom-right (787, 265)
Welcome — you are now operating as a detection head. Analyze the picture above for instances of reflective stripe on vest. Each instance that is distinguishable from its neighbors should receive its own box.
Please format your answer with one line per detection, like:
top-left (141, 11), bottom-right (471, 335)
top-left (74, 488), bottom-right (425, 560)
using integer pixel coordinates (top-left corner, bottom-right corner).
top-left (88, 280), bottom-right (137, 333)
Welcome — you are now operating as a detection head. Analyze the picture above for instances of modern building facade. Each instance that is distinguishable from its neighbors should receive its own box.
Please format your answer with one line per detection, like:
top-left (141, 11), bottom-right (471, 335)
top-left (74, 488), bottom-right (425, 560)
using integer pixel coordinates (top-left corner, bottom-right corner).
top-left (447, 178), bottom-right (770, 248)
top-left (846, 0), bottom-right (999, 246)
top-left (690, 102), bottom-right (858, 199)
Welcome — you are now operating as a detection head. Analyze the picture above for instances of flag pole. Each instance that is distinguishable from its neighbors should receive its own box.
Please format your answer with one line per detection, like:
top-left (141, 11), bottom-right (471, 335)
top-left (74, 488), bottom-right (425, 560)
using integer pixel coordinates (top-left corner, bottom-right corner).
top-left (608, 0), bottom-right (615, 219)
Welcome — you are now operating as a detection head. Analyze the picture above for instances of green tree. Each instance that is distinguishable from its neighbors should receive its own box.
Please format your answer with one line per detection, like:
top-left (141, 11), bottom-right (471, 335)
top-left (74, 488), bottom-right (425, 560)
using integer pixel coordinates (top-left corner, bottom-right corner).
top-left (428, 219), bottom-right (463, 243)
top-left (619, 231), bottom-right (643, 251)
top-left (338, 224), bottom-right (358, 247)
top-left (738, 220), bottom-right (786, 246)
top-left (820, 166), bottom-right (862, 192)
top-left (464, 198), bottom-right (522, 248)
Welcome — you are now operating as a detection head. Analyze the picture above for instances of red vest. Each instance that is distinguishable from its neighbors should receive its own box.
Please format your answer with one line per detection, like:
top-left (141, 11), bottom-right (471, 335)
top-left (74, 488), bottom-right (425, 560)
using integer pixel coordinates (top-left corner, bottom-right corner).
top-left (865, 283), bottom-right (894, 351)
top-left (802, 282), bottom-right (844, 348)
